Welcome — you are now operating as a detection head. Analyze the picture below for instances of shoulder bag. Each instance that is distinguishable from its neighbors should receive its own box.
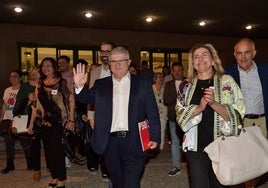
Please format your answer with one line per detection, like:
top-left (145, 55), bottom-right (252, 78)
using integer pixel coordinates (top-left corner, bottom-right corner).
top-left (11, 115), bottom-right (29, 134)
top-left (204, 126), bottom-right (268, 185)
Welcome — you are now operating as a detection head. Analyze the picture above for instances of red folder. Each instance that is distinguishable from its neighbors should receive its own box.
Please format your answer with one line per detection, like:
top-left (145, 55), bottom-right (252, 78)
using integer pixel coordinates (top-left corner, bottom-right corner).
top-left (138, 120), bottom-right (150, 151)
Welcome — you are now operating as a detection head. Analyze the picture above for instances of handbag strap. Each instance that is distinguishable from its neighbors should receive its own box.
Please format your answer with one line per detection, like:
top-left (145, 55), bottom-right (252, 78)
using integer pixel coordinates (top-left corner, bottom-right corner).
top-left (221, 127), bottom-right (247, 141)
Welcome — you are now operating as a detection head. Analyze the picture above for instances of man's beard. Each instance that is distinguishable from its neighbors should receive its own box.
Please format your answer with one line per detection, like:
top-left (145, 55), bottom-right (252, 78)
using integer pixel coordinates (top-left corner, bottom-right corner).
top-left (101, 56), bottom-right (109, 64)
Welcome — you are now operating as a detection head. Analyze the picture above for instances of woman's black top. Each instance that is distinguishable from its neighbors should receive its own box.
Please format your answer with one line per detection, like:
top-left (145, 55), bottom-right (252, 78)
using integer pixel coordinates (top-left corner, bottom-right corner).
top-left (190, 79), bottom-right (214, 151)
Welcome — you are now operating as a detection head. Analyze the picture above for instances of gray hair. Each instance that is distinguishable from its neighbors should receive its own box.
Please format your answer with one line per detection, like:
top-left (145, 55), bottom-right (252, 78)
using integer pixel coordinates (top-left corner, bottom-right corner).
top-left (110, 47), bottom-right (130, 58)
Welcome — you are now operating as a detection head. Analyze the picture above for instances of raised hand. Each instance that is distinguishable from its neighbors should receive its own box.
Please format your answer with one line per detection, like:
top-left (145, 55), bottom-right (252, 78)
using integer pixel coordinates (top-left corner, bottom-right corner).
top-left (73, 63), bottom-right (88, 89)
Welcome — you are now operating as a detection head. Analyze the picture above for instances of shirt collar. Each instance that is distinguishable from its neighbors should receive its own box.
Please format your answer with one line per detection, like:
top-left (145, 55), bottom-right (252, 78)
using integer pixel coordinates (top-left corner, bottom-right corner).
top-left (238, 61), bottom-right (257, 73)
top-left (112, 72), bottom-right (131, 84)
top-left (101, 64), bottom-right (109, 71)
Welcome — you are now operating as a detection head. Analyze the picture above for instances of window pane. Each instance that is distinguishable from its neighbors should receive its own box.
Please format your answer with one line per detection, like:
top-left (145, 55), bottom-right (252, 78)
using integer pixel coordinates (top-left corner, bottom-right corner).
top-left (20, 47), bottom-right (36, 82)
top-left (140, 51), bottom-right (150, 71)
top-left (58, 50), bottom-right (73, 66)
top-left (169, 53), bottom-right (179, 64)
top-left (78, 50), bottom-right (93, 72)
top-left (21, 47), bottom-right (35, 73)
top-left (152, 52), bottom-right (164, 73)
top-left (140, 51), bottom-right (149, 62)
top-left (37, 47), bottom-right (56, 64)
top-left (182, 53), bottom-right (189, 77)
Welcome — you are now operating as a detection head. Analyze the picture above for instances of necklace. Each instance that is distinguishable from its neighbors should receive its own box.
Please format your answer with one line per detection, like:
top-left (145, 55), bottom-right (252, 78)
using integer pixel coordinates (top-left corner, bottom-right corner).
top-left (44, 77), bottom-right (60, 85)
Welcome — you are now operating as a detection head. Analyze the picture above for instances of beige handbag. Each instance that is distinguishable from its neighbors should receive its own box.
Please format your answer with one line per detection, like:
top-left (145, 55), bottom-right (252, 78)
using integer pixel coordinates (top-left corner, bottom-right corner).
top-left (11, 115), bottom-right (29, 134)
top-left (204, 126), bottom-right (268, 185)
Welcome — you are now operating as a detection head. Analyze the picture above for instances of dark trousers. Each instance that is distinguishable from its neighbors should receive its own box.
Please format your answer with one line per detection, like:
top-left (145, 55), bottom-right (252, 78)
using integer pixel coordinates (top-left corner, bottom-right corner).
top-left (45, 125), bottom-right (66, 181)
top-left (103, 136), bottom-right (146, 188)
top-left (3, 131), bottom-right (32, 169)
top-left (187, 151), bottom-right (230, 188)
top-left (86, 144), bottom-right (108, 175)
top-left (30, 126), bottom-right (50, 171)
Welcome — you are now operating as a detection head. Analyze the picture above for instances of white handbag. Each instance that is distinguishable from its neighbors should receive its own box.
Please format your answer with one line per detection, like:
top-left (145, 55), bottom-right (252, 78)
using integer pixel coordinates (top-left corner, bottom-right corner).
top-left (204, 126), bottom-right (268, 185)
top-left (11, 115), bottom-right (29, 134)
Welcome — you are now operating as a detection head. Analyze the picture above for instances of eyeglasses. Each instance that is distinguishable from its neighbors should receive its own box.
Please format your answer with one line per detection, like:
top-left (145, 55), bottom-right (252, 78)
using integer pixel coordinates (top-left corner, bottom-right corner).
top-left (109, 59), bottom-right (129, 64)
top-left (192, 52), bottom-right (210, 62)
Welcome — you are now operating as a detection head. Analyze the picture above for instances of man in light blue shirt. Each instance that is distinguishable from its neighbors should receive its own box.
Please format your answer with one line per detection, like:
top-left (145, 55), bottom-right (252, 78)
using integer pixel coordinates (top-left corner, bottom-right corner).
top-left (226, 37), bottom-right (268, 188)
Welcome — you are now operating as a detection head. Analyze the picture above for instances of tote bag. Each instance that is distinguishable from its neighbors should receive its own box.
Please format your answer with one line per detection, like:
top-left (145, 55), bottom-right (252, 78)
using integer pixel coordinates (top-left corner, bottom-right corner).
top-left (11, 115), bottom-right (29, 134)
top-left (204, 126), bottom-right (268, 185)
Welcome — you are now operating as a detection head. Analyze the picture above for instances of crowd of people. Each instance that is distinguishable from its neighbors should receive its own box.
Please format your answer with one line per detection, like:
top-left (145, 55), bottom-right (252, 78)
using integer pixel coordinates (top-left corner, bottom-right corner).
top-left (0, 38), bottom-right (267, 188)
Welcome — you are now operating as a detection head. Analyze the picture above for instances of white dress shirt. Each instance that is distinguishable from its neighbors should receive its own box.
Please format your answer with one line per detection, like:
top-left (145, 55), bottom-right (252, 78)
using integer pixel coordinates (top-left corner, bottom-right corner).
top-left (110, 73), bottom-right (130, 132)
top-left (175, 80), bottom-right (182, 93)
top-left (100, 64), bottom-right (111, 79)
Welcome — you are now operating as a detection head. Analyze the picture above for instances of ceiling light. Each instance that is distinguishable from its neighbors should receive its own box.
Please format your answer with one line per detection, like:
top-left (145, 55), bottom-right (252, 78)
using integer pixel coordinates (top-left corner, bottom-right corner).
top-left (198, 21), bottom-right (206, 27)
top-left (245, 25), bottom-right (252, 30)
top-left (85, 12), bottom-right (93, 18)
top-left (145, 17), bottom-right (153, 23)
top-left (14, 7), bottom-right (23, 13)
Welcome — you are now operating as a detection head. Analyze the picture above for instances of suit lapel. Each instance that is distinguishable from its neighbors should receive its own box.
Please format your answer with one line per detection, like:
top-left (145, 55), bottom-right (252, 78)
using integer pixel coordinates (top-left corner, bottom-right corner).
top-left (128, 75), bottom-right (138, 115)
top-left (101, 77), bottom-right (113, 131)
top-left (107, 77), bottom-right (113, 119)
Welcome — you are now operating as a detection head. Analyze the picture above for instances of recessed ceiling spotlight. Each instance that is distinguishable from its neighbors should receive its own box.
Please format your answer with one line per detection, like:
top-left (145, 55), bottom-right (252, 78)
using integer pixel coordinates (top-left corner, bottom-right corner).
top-left (198, 21), bottom-right (206, 27)
top-left (245, 25), bottom-right (252, 30)
top-left (14, 7), bottom-right (23, 13)
top-left (85, 12), bottom-right (93, 18)
top-left (145, 17), bottom-right (153, 23)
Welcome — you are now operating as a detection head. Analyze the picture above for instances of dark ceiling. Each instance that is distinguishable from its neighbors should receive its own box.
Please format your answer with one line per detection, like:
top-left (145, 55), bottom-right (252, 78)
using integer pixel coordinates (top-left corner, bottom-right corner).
top-left (1, 0), bottom-right (268, 38)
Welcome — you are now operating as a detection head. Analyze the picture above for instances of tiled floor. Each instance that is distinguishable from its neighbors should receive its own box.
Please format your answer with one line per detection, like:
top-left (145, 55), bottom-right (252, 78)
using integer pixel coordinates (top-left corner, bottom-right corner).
top-left (0, 137), bottom-right (267, 188)
top-left (0, 139), bottom-right (190, 188)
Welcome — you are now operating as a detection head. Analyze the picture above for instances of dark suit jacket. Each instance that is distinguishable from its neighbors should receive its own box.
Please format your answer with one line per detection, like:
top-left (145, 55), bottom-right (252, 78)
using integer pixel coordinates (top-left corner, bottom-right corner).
top-left (163, 79), bottom-right (178, 121)
top-left (76, 74), bottom-right (161, 157)
top-left (226, 63), bottom-right (268, 130)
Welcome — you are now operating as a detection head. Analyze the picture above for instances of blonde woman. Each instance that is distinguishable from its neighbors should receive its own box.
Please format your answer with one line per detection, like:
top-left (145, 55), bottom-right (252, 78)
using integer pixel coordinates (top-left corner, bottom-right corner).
top-left (176, 44), bottom-right (245, 188)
